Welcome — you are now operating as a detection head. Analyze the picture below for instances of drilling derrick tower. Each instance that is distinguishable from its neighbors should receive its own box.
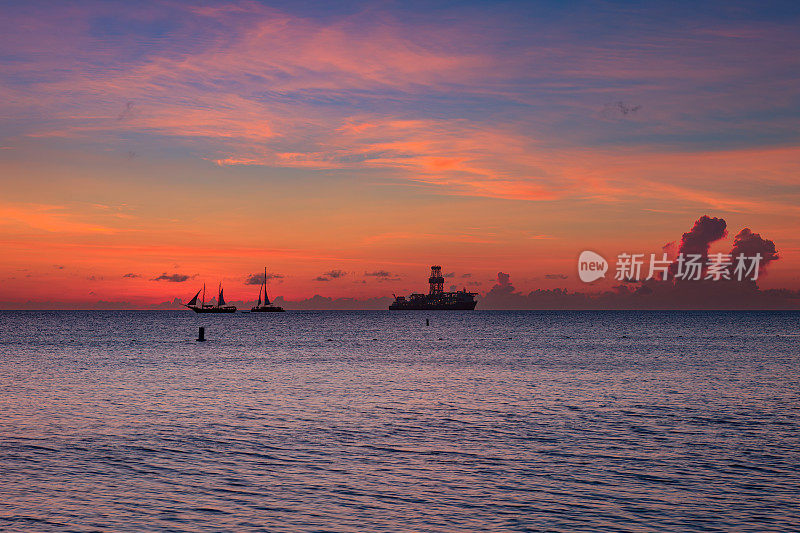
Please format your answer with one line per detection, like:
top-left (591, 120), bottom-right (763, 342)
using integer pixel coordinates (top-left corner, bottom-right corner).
top-left (428, 265), bottom-right (445, 295)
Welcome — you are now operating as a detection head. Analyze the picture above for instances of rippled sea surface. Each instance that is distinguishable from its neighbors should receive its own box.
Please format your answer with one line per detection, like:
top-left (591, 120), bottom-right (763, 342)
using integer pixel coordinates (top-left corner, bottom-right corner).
top-left (1, 310), bottom-right (799, 532)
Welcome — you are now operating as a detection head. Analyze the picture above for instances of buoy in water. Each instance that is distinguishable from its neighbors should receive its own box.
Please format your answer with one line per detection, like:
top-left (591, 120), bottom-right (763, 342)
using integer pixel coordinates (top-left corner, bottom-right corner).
top-left (197, 327), bottom-right (206, 342)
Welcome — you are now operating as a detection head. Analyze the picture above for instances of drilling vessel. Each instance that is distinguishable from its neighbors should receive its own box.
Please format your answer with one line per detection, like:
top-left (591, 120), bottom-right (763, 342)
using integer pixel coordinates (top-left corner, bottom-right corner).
top-left (389, 265), bottom-right (477, 310)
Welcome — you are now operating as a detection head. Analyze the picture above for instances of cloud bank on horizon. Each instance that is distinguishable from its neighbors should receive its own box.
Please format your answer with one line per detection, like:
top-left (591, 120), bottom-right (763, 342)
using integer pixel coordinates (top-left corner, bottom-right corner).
top-left (1, 214), bottom-right (793, 310)
top-left (481, 215), bottom-right (796, 310)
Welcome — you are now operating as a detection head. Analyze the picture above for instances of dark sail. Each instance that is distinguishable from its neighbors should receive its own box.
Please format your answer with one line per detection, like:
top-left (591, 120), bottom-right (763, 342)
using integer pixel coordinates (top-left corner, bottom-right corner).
top-left (218, 288), bottom-right (226, 307)
top-left (256, 285), bottom-right (262, 307)
top-left (263, 267), bottom-right (271, 305)
top-left (186, 289), bottom-right (201, 307)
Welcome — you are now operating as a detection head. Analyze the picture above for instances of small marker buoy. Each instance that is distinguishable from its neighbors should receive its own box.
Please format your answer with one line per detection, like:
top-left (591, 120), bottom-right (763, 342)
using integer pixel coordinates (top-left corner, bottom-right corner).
top-left (197, 327), bottom-right (206, 342)
top-left (426, 319), bottom-right (430, 326)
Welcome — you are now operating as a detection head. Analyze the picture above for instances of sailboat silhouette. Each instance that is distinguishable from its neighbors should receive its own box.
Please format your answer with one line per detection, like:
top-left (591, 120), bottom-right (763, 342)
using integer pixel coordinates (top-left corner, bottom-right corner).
top-left (185, 282), bottom-right (237, 313)
top-left (251, 267), bottom-right (285, 312)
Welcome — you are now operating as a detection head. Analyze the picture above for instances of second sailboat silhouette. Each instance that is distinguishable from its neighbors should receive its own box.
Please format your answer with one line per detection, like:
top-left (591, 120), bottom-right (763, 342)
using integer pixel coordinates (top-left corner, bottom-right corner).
top-left (251, 267), bottom-right (285, 312)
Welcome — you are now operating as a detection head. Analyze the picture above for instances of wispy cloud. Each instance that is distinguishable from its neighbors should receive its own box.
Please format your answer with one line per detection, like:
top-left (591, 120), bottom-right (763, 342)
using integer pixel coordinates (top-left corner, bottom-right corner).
top-left (0, 203), bottom-right (116, 234)
top-left (151, 272), bottom-right (194, 282)
top-left (364, 270), bottom-right (401, 281)
top-left (5, 2), bottom-right (797, 208)
top-left (245, 272), bottom-right (284, 285)
top-left (314, 269), bottom-right (348, 282)
top-left (365, 270), bottom-right (393, 278)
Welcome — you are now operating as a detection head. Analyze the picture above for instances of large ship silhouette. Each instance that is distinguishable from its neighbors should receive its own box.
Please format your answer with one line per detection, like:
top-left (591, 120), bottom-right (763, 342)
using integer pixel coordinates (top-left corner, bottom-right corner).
top-left (390, 265), bottom-right (477, 310)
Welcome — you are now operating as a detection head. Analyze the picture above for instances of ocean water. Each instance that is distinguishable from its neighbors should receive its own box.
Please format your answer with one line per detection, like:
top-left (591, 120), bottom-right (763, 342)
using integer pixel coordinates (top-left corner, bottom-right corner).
top-left (0, 310), bottom-right (798, 532)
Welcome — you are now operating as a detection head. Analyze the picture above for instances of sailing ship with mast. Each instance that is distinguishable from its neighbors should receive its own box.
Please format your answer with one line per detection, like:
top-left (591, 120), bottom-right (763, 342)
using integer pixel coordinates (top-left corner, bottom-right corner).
top-left (185, 283), bottom-right (237, 313)
top-left (251, 267), bottom-right (285, 312)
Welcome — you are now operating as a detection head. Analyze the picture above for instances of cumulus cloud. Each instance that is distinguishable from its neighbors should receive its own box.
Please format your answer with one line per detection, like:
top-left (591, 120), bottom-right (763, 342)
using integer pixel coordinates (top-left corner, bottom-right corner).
top-left (668, 215), bottom-right (728, 277)
top-left (677, 215), bottom-right (727, 258)
top-left (661, 216), bottom-right (781, 281)
top-left (123, 272), bottom-right (141, 278)
top-left (730, 228), bottom-right (779, 269)
top-left (486, 272), bottom-right (515, 296)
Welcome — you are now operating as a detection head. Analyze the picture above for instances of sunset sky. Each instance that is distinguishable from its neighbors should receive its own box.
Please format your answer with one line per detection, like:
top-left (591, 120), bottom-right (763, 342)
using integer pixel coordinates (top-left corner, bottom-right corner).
top-left (1, 0), bottom-right (799, 308)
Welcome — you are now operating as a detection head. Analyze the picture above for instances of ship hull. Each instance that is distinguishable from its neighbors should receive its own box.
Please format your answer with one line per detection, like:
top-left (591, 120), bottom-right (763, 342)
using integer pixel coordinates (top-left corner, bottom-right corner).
top-left (389, 301), bottom-right (477, 311)
top-left (188, 306), bottom-right (237, 313)
top-left (250, 306), bottom-right (285, 312)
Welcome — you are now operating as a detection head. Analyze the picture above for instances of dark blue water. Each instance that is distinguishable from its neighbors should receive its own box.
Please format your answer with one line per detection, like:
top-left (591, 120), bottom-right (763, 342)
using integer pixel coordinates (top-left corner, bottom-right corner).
top-left (1, 311), bottom-right (799, 531)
